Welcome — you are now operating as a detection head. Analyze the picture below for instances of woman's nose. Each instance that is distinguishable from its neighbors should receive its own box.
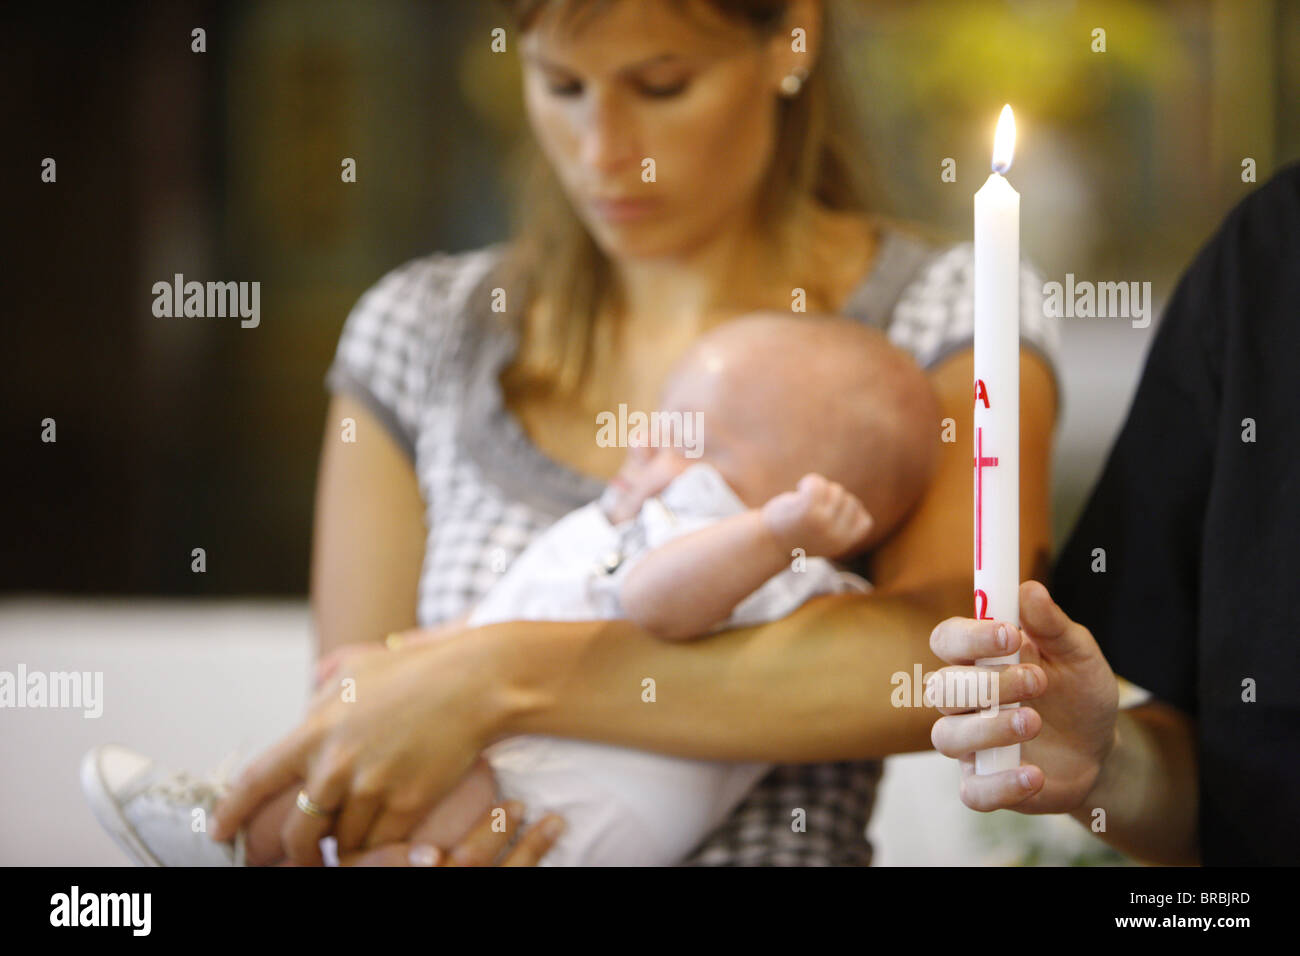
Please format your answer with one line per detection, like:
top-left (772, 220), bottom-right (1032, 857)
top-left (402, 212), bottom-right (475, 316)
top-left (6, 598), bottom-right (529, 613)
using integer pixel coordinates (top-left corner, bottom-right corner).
top-left (580, 89), bottom-right (638, 174)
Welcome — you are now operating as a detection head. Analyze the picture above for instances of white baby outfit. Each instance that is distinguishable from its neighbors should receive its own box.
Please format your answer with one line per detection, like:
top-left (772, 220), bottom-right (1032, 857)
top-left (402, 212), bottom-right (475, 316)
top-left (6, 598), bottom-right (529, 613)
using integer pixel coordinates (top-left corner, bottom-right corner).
top-left (467, 462), bottom-right (869, 866)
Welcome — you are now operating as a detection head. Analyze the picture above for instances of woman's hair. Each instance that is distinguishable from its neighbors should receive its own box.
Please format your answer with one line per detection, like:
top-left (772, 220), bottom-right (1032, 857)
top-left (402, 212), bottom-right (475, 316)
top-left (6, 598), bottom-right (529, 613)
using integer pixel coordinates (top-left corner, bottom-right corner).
top-left (496, 0), bottom-right (881, 397)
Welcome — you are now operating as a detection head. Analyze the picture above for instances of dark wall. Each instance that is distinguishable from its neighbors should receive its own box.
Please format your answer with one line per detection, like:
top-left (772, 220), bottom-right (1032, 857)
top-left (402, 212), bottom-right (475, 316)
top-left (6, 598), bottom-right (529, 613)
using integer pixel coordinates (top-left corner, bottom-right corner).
top-left (2, 1), bottom-right (510, 595)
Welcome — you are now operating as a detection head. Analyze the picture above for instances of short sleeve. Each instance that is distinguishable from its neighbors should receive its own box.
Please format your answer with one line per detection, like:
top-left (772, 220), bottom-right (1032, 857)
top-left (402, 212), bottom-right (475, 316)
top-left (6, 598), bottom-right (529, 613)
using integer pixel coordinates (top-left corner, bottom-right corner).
top-left (887, 243), bottom-right (1063, 396)
top-left (324, 252), bottom-right (478, 459)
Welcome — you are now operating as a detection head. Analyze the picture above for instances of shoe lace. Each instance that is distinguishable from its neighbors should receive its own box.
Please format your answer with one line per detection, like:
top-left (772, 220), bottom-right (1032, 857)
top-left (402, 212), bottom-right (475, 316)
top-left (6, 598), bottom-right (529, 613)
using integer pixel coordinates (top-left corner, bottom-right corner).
top-left (143, 772), bottom-right (220, 805)
top-left (139, 753), bottom-right (247, 865)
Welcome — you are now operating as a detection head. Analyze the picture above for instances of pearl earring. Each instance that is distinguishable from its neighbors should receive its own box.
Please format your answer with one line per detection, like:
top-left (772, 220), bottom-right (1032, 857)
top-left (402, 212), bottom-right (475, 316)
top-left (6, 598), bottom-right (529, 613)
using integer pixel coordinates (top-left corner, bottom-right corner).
top-left (779, 69), bottom-right (807, 97)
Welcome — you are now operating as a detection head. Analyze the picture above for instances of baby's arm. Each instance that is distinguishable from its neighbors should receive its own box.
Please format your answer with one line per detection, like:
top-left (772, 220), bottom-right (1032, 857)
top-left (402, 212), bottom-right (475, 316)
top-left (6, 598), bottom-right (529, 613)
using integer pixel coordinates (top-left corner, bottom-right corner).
top-left (620, 473), bottom-right (873, 641)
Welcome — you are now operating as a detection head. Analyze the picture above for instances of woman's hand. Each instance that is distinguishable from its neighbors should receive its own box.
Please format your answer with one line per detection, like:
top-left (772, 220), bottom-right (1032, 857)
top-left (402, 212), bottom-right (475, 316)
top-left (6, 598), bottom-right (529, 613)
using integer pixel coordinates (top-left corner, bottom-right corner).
top-left (278, 802), bottom-right (565, 867)
top-left (314, 641), bottom-right (386, 688)
top-left (312, 623), bottom-right (462, 689)
top-left (212, 631), bottom-right (504, 865)
top-left (339, 802), bottom-right (564, 867)
top-left (928, 580), bottom-right (1119, 814)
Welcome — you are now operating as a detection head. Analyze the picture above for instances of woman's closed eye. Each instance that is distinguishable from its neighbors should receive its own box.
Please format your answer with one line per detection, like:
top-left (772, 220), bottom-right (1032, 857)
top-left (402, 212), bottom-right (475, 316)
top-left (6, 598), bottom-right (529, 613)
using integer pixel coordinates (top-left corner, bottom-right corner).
top-left (544, 75), bottom-right (692, 100)
top-left (637, 77), bottom-right (690, 98)
top-left (543, 69), bottom-right (696, 100)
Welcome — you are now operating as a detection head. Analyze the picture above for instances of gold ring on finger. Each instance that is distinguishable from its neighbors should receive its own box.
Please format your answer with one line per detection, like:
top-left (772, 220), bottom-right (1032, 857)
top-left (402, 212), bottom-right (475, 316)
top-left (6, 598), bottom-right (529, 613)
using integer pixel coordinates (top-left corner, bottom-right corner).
top-left (295, 789), bottom-right (332, 819)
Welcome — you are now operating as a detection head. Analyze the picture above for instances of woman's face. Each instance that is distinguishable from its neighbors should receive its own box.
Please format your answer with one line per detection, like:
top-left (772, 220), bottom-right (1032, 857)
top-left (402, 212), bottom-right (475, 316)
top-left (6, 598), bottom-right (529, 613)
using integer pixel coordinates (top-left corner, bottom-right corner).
top-left (519, 0), bottom-right (805, 260)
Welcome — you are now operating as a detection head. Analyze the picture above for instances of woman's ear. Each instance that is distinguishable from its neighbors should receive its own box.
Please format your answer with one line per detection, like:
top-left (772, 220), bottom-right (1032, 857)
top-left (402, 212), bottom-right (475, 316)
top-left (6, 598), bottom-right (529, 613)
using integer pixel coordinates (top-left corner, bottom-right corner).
top-left (767, 0), bottom-right (823, 92)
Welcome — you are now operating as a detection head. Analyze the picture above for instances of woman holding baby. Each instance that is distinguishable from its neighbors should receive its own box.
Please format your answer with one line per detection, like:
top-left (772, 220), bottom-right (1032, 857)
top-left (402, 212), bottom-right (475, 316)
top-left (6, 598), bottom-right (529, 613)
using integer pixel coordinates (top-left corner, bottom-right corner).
top-left (211, 0), bottom-right (1061, 866)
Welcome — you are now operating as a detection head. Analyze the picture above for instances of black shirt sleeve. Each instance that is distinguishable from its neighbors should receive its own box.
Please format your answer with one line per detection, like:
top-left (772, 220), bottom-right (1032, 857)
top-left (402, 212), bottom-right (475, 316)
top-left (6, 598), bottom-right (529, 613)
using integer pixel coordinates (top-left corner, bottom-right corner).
top-left (1051, 164), bottom-right (1300, 717)
top-left (1053, 162), bottom-right (1300, 865)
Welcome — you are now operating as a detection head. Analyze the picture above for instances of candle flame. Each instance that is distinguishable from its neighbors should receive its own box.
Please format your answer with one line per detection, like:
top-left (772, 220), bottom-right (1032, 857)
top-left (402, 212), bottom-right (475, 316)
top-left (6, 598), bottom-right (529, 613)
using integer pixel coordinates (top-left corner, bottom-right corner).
top-left (991, 104), bottom-right (1016, 175)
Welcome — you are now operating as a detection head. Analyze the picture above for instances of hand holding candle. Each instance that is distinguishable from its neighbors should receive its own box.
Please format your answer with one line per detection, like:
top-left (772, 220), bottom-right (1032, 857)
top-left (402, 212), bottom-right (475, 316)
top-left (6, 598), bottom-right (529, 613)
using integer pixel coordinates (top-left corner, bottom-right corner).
top-left (973, 105), bottom-right (1021, 776)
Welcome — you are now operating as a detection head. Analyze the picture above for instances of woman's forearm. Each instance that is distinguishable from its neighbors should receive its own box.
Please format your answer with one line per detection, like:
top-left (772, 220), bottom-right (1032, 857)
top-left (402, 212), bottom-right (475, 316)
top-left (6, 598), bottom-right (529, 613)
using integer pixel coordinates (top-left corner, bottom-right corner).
top-left (1070, 701), bottom-right (1199, 865)
top-left (472, 580), bottom-right (965, 764)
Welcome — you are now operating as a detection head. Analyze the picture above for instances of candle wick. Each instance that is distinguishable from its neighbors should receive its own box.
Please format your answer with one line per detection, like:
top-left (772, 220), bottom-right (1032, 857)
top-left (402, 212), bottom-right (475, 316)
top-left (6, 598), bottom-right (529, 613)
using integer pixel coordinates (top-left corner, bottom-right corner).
top-left (991, 161), bottom-right (1010, 176)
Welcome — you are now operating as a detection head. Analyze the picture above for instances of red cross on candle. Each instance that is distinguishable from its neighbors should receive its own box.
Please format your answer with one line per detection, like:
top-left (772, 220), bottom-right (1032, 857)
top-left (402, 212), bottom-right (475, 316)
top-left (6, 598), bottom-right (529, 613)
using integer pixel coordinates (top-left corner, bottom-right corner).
top-left (974, 426), bottom-right (999, 571)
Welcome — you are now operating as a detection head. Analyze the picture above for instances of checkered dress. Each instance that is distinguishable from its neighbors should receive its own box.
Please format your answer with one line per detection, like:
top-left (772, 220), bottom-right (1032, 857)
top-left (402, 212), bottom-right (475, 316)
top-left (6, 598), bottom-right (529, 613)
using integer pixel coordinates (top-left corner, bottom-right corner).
top-left (324, 226), bottom-right (1061, 866)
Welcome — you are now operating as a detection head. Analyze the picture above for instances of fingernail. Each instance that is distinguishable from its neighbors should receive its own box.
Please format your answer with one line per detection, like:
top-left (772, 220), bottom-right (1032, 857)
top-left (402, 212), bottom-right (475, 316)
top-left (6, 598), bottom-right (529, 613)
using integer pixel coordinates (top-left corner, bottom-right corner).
top-left (1012, 710), bottom-right (1027, 737)
top-left (451, 845), bottom-right (477, 866)
top-left (1018, 770), bottom-right (1032, 790)
top-left (541, 816), bottom-right (566, 839)
top-left (1022, 668), bottom-right (1038, 694)
top-left (997, 625), bottom-right (1011, 651)
top-left (408, 844), bottom-right (440, 867)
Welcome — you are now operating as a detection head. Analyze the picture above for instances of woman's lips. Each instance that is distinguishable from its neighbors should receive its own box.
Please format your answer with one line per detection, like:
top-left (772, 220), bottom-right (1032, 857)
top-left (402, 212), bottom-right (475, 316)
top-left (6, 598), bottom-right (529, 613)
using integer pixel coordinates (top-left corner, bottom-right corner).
top-left (590, 197), bottom-right (659, 222)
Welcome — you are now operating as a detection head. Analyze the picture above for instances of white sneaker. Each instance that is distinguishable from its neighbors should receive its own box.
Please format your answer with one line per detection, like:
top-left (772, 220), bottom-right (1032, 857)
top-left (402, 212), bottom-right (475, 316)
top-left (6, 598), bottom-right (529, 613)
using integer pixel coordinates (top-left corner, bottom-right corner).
top-left (80, 744), bottom-right (246, 867)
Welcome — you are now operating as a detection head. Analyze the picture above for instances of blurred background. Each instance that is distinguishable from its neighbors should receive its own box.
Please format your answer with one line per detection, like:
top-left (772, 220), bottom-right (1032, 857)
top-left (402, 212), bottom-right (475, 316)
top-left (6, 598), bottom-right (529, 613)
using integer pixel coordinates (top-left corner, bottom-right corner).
top-left (2, 0), bottom-right (1297, 865)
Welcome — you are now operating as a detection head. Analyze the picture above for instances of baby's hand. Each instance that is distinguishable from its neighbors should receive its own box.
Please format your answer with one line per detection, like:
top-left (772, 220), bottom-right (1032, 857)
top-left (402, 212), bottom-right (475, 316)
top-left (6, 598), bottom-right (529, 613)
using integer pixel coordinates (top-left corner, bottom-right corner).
top-left (761, 473), bottom-right (874, 559)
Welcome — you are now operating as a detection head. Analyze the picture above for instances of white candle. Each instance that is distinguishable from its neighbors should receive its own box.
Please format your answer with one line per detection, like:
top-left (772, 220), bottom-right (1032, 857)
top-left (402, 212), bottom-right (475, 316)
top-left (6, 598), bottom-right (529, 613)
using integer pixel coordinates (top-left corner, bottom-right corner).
top-left (973, 104), bottom-right (1021, 776)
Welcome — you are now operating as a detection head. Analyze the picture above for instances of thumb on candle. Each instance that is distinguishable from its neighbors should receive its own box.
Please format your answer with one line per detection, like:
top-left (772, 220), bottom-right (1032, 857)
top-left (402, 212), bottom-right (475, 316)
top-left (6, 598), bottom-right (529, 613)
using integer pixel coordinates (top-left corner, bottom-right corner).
top-left (1018, 580), bottom-right (1095, 664)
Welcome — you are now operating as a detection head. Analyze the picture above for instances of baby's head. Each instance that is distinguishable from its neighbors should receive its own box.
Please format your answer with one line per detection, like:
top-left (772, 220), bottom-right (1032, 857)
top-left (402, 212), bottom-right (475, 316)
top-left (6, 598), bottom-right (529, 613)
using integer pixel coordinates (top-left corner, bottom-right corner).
top-left (604, 312), bottom-right (939, 552)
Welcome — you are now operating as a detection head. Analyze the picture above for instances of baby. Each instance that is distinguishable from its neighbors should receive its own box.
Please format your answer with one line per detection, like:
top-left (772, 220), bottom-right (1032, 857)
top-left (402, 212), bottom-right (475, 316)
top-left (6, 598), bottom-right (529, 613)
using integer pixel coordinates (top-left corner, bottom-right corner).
top-left (81, 311), bottom-right (939, 866)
